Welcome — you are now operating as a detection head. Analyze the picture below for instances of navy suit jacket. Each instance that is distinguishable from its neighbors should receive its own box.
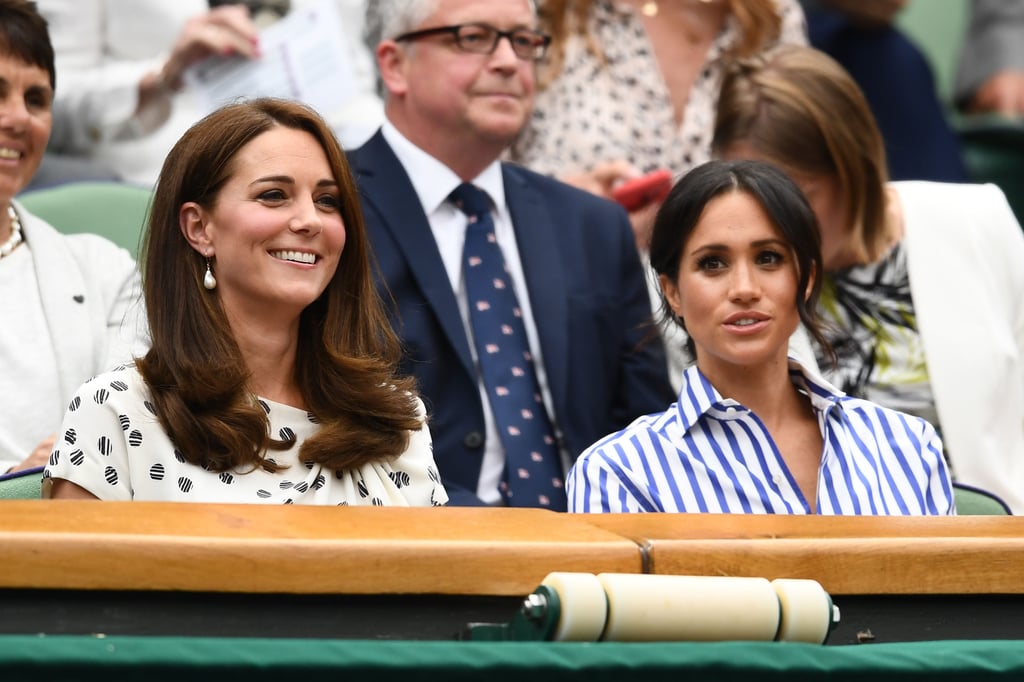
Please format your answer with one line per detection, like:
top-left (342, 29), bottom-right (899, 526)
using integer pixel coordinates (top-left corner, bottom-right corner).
top-left (349, 131), bottom-right (673, 506)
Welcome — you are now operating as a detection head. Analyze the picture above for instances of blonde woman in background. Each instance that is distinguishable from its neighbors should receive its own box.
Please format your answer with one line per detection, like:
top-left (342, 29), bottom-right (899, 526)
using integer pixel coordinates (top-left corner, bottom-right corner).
top-left (510, 0), bottom-right (806, 242)
top-left (508, 0), bottom-right (809, 387)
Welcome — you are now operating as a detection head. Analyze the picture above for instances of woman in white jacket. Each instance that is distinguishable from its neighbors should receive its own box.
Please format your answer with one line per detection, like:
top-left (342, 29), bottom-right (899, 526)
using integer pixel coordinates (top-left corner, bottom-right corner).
top-left (714, 45), bottom-right (1024, 513)
top-left (0, 0), bottom-right (146, 472)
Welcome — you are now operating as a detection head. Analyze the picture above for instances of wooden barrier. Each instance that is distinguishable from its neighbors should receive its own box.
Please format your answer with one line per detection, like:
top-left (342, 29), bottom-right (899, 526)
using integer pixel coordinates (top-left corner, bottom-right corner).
top-left (581, 514), bottom-right (1024, 594)
top-left (0, 501), bottom-right (641, 595)
top-left (2, 503), bottom-right (1023, 641)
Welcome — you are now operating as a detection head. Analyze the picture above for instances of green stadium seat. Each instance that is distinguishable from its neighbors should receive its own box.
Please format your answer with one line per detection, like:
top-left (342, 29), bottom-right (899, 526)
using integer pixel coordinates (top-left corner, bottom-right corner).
top-left (0, 466), bottom-right (43, 500)
top-left (957, 115), bottom-right (1024, 223)
top-left (18, 181), bottom-right (153, 259)
top-left (953, 482), bottom-right (1012, 515)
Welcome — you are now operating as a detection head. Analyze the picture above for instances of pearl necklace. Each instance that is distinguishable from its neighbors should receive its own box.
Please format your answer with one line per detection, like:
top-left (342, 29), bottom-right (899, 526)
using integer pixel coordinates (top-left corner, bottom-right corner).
top-left (0, 205), bottom-right (23, 258)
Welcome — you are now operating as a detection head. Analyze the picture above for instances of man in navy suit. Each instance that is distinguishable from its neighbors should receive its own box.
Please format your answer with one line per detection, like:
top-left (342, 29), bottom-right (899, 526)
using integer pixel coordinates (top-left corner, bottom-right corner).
top-left (353, 0), bottom-right (673, 507)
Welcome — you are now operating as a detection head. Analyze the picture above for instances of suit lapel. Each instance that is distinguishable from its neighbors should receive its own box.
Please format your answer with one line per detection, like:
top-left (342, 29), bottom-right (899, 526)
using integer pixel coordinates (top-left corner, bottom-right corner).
top-left (503, 166), bottom-right (569, 417)
top-left (351, 133), bottom-right (475, 377)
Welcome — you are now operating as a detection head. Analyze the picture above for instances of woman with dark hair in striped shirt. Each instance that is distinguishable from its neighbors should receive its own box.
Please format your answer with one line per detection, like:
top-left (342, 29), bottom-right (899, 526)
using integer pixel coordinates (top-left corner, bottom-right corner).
top-left (567, 159), bottom-right (954, 515)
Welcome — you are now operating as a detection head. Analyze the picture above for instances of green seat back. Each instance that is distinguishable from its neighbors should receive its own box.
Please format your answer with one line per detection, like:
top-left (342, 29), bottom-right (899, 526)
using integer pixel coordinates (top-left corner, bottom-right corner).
top-left (896, 0), bottom-right (969, 107)
top-left (952, 482), bottom-right (1011, 515)
top-left (897, 4), bottom-right (1024, 222)
top-left (0, 467), bottom-right (43, 500)
top-left (18, 181), bottom-right (153, 259)
top-left (958, 117), bottom-right (1024, 224)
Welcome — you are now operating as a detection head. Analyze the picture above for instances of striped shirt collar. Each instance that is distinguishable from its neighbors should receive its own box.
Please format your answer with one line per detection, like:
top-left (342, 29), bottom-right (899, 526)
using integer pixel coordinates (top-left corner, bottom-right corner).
top-left (674, 359), bottom-right (846, 433)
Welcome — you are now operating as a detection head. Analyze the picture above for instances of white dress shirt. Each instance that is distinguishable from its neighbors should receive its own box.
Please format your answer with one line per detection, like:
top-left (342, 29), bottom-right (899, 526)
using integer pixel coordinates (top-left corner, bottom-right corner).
top-left (380, 122), bottom-right (565, 504)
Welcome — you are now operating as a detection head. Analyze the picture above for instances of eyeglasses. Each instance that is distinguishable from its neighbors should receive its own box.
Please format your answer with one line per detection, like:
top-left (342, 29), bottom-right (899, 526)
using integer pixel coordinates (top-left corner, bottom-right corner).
top-left (394, 23), bottom-right (552, 62)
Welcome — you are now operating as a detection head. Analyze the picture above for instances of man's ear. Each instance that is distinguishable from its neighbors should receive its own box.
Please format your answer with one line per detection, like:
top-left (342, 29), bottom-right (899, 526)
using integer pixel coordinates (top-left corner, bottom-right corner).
top-left (180, 202), bottom-right (213, 257)
top-left (377, 40), bottom-right (409, 98)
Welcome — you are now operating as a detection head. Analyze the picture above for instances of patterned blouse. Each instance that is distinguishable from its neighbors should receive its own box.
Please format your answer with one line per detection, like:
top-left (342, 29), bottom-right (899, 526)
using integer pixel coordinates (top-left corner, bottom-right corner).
top-left (509, 0), bottom-right (807, 177)
top-left (43, 364), bottom-right (449, 506)
top-left (815, 241), bottom-right (942, 438)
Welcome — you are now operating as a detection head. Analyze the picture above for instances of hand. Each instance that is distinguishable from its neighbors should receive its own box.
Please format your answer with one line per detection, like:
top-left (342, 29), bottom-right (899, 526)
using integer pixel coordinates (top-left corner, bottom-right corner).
top-left (152, 4), bottom-right (261, 93)
top-left (818, 0), bottom-right (908, 27)
top-left (7, 433), bottom-right (55, 474)
top-left (559, 159), bottom-right (644, 200)
top-left (966, 70), bottom-right (1024, 118)
top-left (559, 160), bottom-right (666, 251)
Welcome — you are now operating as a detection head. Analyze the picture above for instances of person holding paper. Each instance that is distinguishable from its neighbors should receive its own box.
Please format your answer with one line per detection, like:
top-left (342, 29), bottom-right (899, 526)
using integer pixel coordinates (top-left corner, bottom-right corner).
top-left (34, 0), bottom-right (381, 187)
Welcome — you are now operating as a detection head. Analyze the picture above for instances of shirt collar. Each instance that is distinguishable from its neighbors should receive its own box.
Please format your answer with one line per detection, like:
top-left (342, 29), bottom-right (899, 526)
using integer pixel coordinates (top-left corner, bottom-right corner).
top-left (674, 358), bottom-right (847, 432)
top-left (381, 120), bottom-right (507, 215)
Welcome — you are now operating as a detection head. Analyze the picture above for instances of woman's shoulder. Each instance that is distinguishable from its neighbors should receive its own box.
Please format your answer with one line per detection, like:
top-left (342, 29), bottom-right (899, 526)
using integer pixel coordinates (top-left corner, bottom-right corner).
top-left (18, 204), bottom-right (138, 272)
top-left (893, 180), bottom-right (1021, 246)
top-left (579, 408), bottom-right (676, 460)
top-left (69, 362), bottom-right (148, 404)
top-left (411, 393), bottom-right (426, 419)
top-left (892, 179), bottom-right (1012, 211)
top-left (835, 394), bottom-right (938, 437)
top-left (60, 232), bottom-right (138, 272)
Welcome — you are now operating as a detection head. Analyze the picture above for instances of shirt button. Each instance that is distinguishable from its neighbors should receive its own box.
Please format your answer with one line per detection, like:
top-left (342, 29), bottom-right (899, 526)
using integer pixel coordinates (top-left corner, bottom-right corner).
top-left (463, 431), bottom-right (484, 449)
top-left (772, 473), bottom-right (783, 485)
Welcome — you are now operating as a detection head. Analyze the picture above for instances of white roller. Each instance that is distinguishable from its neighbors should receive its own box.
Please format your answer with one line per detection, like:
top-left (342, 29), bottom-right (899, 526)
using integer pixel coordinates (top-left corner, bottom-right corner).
top-left (596, 573), bottom-right (781, 642)
top-left (771, 578), bottom-right (833, 644)
top-left (540, 572), bottom-right (608, 642)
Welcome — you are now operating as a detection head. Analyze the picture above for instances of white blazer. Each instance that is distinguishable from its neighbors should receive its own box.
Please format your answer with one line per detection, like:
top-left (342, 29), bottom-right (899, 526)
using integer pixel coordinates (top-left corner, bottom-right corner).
top-left (1, 202), bottom-right (148, 465)
top-left (898, 181), bottom-right (1024, 513)
top-left (19, 201), bottom-right (147, 399)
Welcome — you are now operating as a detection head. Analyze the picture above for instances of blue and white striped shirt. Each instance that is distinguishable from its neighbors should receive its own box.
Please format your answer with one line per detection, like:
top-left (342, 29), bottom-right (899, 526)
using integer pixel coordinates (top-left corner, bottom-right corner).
top-left (568, 361), bottom-right (955, 515)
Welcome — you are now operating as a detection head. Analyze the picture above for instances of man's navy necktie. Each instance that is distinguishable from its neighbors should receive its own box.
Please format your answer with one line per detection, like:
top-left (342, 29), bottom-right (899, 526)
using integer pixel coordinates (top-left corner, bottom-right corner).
top-left (450, 182), bottom-right (566, 510)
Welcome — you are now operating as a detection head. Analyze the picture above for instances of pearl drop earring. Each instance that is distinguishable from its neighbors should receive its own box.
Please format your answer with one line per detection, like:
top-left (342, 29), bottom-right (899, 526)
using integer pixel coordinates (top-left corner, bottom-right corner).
top-left (203, 258), bottom-right (217, 290)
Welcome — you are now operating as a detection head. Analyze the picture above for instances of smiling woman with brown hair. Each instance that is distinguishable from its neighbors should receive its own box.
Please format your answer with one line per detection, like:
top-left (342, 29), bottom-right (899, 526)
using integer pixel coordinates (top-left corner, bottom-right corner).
top-left (43, 98), bottom-right (447, 506)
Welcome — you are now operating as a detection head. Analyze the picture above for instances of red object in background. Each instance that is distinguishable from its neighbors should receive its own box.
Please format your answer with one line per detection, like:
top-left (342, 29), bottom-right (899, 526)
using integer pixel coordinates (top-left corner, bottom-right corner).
top-left (612, 169), bottom-right (674, 212)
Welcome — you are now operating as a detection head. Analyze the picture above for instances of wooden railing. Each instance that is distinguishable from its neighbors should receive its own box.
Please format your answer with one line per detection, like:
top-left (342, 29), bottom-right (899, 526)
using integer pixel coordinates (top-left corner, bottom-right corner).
top-left (1, 501), bottom-right (1022, 596)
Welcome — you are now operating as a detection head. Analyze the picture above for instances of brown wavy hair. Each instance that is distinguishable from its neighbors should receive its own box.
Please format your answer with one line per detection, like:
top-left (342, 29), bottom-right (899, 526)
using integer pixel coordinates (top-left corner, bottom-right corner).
top-left (138, 97), bottom-right (420, 473)
top-left (538, 0), bottom-right (784, 88)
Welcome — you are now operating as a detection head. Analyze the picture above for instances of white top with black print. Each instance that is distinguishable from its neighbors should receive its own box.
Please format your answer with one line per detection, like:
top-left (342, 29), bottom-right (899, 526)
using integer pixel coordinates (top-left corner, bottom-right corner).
top-left (44, 364), bottom-right (448, 507)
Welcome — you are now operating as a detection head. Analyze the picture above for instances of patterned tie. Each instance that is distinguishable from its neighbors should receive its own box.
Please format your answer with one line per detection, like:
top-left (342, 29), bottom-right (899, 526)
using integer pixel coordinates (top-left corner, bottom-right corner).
top-left (451, 183), bottom-right (567, 511)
